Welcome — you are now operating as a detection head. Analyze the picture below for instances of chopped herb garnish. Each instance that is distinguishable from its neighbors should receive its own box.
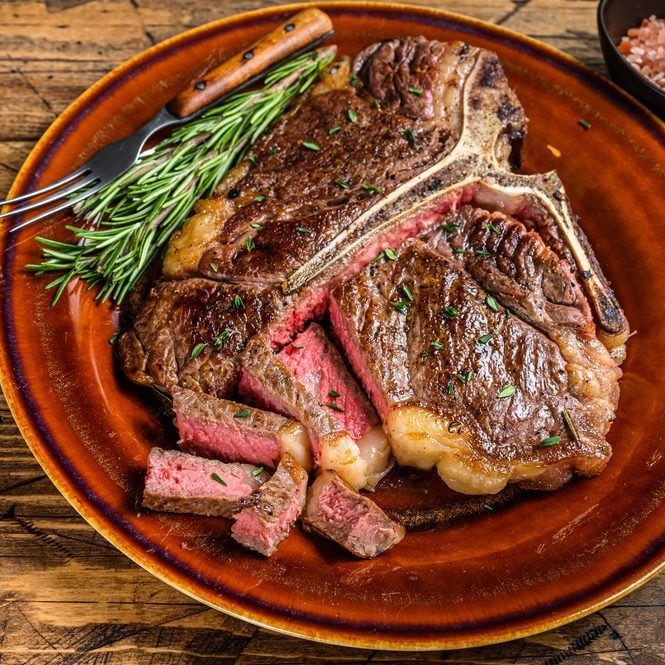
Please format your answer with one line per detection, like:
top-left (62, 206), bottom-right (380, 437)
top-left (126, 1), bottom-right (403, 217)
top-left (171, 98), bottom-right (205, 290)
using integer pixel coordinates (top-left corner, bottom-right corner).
top-left (442, 305), bottom-right (459, 320)
top-left (213, 328), bottom-right (233, 350)
top-left (478, 333), bottom-right (493, 344)
top-left (328, 389), bottom-right (340, 398)
top-left (234, 409), bottom-right (251, 419)
top-left (452, 247), bottom-right (465, 255)
top-left (482, 222), bottom-right (500, 234)
top-left (335, 178), bottom-right (350, 189)
top-left (444, 223), bottom-right (459, 233)
top-left (253, 194), bottom-right (266, 202)
top-left (190, 342), bottom-right (207, 360)
top-left (401, 127), bottom-right (417, 143)
top-left (401, 284), bottom-right (414, 302)
top-left (447, 380), bottom-right (455, 394)
top-left (252, 465), bottom-right (266, 477)
top-left (371, 250), bottom-right (385, 263)
top-left (347, 108), bottom-right (358, 123)
top-left (372, 98), bottom-right (381, 109)
top-left (267, 146), bottom-right (279, 155)
top-left (247, 154), bottom-right (257, 165)
top-left (210, 472), bottom-right (227, 486)
top-left (233, 294), bottom-right (244, 310)
top-left (349, 73), bottom-right (358, 85)
top-left (562, 410), bottom-right (580, 443)
top-left (408, 86), bottom-right (424, 95)
top-left (420, 350), bottom-right (429, 359)
top-left (474, 248), bottom-right (491, 256)
top-left (245, 237), bottom-right (255, 252)
top-left (483, 504), bottom-right (494, 512)
top-left (505, 308), bottom-right (511, 319)
top-left (498, 384), bottom-right (516, 398)
top-left (539, 435), bottom-right (562, 447)
top-left (297, 226), bottom-right (313, 235)
top-left (431, 339), bottom-right (444, 351)
top-left (361, 183), bottom-right (382, 194)
top-left (485, 295), bottom-right (499, 312)
top-left (250, 222), bottom-right (263, 230)
top-left (326, 401), bottom-right (344, 412)
top-left (392, 299), bottom-right (408, 313)
top-left (578, 119), bottom-right (591, 130)
top-left (108, 333), bottom-right (118, 345)
top-left (209, 262), bottom-right (219, 272)
top-left (448, 421), bottom-right (462, 433)
top-left (329, 125), bottom-right (341, 135)
top-left (458, 369), bottom-right (475, 384)
top-left (302, 140), bottom-right (320, 151)
top-left (384, 247), bottom-right (398, 261)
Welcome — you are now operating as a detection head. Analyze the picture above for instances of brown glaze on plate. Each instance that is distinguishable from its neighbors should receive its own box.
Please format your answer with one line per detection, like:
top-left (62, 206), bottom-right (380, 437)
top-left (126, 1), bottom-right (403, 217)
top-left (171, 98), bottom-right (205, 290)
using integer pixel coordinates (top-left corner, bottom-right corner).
top-left (2, 2), bottom-right (665, 650)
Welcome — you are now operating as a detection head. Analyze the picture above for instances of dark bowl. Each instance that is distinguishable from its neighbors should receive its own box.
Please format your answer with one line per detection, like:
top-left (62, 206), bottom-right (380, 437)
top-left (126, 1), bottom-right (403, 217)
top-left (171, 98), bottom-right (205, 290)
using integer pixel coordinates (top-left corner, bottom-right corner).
top-left (598, 0), bottom-right (665, 118)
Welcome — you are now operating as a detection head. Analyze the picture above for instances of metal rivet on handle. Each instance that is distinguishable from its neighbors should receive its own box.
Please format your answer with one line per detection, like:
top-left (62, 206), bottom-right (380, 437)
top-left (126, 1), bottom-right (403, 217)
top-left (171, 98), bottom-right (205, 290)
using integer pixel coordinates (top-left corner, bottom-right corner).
top-left (243, 50), bottom-right (254, 61)
top-left (195, 81), bottom-right (206, 91)
top-left (284, 23), bottom-right (295, 31)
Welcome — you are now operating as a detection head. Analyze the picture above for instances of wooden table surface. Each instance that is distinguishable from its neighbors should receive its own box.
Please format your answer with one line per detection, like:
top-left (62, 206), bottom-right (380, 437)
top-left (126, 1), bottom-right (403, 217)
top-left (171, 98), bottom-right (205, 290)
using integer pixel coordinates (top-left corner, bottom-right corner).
top-left (1, 1), bottom-right (664, 663)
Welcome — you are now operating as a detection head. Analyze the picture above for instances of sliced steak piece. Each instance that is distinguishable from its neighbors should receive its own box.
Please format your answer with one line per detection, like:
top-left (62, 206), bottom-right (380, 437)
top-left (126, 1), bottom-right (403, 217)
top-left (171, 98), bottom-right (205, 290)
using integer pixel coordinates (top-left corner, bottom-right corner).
top-left (142, 447), bottom-right (267, 518)
top-left (172, 388), bottom-right (312, 471)
top-left (239, 336), bottom-right (369, 490)
top-left (302, 470), bottom-right (406, 558)
top-left (330, 240), bottom-right (619, 494)
top-left (277, 323), bottom-right (392, 488)
top-left (117, 278), bottom-right (276, 397)
top-left (231, 453), bottom-right (308, 556)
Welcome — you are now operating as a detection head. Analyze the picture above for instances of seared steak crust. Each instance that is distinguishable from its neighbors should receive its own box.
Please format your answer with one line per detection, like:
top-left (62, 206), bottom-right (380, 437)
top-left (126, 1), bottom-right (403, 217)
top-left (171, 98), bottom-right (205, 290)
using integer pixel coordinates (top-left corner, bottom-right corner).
top-left (330, 240), bottom-right (618, 493)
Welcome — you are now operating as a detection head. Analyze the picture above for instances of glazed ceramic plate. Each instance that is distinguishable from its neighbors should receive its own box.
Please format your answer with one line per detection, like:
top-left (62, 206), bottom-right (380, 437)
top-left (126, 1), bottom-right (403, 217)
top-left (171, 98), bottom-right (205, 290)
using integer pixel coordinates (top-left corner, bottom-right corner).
top-left (2, 2), bottom-right (665, 650)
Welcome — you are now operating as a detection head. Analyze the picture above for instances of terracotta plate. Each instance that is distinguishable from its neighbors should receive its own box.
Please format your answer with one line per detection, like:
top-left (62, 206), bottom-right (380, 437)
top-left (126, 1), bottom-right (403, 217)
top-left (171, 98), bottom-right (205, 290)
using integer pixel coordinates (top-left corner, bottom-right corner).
top-left (2, 2), bottom-right (665, 650)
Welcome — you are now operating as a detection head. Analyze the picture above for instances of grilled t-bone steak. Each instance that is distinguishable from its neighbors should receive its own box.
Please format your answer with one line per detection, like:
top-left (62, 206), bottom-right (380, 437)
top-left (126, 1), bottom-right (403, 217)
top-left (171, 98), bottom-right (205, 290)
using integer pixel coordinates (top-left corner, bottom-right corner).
top-left (121, 35), bottom-right (628, 506)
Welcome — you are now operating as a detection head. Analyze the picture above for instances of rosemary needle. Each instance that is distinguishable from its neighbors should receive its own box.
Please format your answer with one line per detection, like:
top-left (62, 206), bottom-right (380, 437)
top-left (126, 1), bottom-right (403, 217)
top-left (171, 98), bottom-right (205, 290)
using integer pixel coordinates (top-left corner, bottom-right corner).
top-left (28, 48), bottom-right (335, 304)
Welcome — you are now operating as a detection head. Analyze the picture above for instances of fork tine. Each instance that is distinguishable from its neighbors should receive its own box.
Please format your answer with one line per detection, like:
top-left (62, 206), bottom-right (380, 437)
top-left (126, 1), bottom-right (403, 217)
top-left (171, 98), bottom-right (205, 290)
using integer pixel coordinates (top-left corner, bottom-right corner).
top-left (0, 172), bottom-right (99, 221)
top-left (9, 182), bottom-right (105, 234)
top-left (0, 165), bottom-right (90, 209)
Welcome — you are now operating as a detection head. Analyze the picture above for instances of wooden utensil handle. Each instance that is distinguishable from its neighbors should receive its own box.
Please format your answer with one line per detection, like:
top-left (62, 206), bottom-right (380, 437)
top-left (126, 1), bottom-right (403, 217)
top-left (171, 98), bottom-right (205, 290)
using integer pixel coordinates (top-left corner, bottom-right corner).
top-left (168, 9), bottom-right (333, 118)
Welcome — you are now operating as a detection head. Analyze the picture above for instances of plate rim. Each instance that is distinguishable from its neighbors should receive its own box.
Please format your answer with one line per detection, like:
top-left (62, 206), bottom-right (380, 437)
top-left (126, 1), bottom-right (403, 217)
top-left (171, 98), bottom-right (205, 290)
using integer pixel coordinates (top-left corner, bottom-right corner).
top-left (2, 0), bottom-right (665, 651)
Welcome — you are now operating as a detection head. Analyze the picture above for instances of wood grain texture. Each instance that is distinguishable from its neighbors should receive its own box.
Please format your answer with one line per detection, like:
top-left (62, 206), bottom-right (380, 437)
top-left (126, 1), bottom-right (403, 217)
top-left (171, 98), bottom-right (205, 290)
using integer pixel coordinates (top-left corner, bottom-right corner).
top-left (1, 1), bottom-right (664, 663)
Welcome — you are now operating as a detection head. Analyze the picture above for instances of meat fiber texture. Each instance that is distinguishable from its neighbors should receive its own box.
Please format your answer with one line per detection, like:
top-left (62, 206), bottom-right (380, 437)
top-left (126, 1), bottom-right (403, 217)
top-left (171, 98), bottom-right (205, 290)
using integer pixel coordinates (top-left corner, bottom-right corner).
top-left (231, 453), bottom-right (308, 556)
top-left (142, 447), bottom-right (267, 518)
top-left (303, 471), bottom-right (406, 558)
top-left (121, 35), bottom-right (630, 556)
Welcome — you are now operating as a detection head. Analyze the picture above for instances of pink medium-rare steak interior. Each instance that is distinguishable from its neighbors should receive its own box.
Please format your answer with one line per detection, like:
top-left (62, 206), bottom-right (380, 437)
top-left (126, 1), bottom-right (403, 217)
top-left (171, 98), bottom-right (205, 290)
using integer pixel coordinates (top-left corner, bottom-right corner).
top-left (142, 447), bottom-right (268, 518)
top-left (277, 323), bottom-right (378, 440)
top-left (231, 453), bottom-right (308, 556)
top-left (172, 388), bottom-right (312, 471)
top-left (303, 470), bottom-right (406, 558)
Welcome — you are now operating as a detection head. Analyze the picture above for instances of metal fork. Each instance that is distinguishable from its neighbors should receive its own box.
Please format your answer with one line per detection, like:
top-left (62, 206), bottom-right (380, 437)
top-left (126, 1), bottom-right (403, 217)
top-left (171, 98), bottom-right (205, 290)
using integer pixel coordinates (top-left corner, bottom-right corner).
top-left (0, 8), bottom-right (333, 233)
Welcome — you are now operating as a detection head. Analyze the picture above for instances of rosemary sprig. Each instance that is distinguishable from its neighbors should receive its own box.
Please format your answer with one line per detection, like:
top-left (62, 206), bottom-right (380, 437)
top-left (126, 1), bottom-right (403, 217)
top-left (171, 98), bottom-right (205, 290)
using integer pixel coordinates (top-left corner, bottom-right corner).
top-left (28, 47), bottom-right (335, 304)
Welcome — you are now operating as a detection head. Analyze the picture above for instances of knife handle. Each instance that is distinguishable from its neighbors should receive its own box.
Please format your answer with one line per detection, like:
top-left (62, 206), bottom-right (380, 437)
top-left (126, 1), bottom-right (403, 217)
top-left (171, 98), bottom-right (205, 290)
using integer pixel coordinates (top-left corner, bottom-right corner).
top-left (168, 9), bottom-right (333, 118)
